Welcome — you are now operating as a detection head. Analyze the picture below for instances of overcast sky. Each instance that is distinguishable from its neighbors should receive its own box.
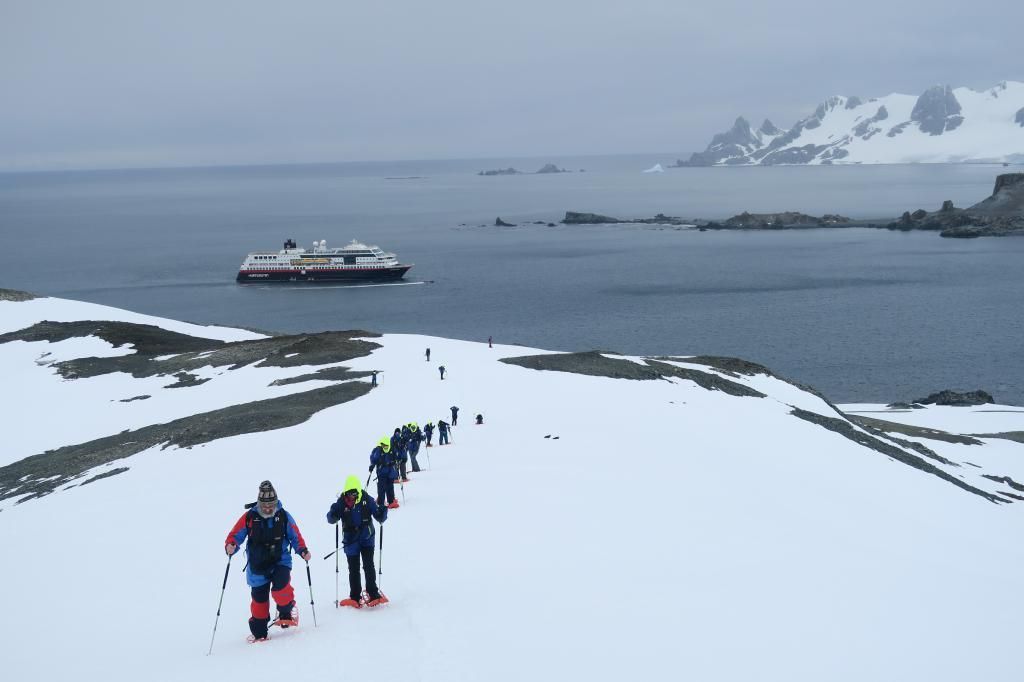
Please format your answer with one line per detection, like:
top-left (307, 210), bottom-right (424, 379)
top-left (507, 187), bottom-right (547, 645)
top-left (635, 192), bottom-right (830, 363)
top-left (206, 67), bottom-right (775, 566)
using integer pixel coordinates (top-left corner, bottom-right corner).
top-left (1, 0), bottom-right (1021, 171)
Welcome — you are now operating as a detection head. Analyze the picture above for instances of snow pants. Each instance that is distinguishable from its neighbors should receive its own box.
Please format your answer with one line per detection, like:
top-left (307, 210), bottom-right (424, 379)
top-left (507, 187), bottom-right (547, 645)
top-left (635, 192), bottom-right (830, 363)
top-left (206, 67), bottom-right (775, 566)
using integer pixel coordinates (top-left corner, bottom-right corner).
top-left (347, 546), bottom-right (380, 601)
top-left (398, 457), bottom-right (408, 480)
top-left (376, 475), bottom-right (395, 506)
top-left (249, 565), bottom-right (293, 637)
top-left (409, 444), bottom-right (421, 472)
top-left (439, 430), bottom-right (449, 445)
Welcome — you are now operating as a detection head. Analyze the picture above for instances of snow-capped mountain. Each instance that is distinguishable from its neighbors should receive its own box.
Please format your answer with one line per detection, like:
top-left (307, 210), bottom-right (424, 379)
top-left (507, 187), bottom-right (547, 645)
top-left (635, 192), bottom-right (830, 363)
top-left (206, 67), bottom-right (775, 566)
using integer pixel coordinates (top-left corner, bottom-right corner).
top-left (3, 292), bottom-right (1024, 681)
top-left (679, 81), bottom-right (1024, 165)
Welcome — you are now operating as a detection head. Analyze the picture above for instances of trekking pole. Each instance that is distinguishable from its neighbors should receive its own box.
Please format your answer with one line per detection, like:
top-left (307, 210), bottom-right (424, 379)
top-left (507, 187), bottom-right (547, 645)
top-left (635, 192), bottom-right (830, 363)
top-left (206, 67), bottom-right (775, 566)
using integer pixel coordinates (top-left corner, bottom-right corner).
top-left (334, 524), bottom-right (339, 607)
top-left (378, 523), bottom-right (384, 582)
top-left (305, 560), bottom-right (318, 627)
top-left (398, 474), bottom-right (405, 505)
top-left (206, 554), bottom-right (232, 656)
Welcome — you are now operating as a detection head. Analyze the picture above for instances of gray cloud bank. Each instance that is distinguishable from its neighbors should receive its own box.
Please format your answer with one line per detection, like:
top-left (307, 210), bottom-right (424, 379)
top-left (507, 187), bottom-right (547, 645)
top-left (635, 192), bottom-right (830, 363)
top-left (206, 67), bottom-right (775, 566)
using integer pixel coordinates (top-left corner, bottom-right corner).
top-left (1, 0), bottom-right (1021, 171)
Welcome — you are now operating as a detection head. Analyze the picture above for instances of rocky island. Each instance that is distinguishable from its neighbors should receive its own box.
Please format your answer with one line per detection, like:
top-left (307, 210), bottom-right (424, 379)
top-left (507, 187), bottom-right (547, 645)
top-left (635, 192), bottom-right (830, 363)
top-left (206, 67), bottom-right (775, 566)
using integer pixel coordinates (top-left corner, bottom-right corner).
top-left (558, 173), bottom-right (1024, 238)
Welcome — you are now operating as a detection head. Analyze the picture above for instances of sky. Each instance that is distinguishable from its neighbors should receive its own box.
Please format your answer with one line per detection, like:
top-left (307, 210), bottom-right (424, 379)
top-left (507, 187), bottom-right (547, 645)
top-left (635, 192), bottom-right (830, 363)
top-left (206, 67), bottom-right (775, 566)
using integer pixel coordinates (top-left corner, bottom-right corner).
top-left (1, 0), bottom-right (1022, 171)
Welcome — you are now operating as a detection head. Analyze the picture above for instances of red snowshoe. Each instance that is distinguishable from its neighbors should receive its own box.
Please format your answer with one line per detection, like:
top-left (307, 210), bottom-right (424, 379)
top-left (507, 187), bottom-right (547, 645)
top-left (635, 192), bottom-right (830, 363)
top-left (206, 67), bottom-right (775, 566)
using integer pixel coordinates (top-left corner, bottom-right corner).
top-left (271, 604), bottom-right (299, 629)
top-left (387, 500), bottom-right (400, 509)
top-left (246, 635), bottom-right (271, 644)
top-left (338, 597), bottom-right (362, 609)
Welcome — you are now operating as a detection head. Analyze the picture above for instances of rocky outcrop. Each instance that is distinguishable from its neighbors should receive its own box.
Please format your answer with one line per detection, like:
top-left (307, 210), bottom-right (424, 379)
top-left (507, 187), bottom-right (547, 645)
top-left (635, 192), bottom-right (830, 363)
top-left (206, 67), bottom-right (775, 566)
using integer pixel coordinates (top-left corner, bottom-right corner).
top-left (494, 217), bottom-right (516, 227)
top-left (759, 119), bottom-right (782, 136)
top-left (968, 173), bottom-right (1024, 215)
top-left (562, 212), bottom-right (621, 224)
top-left (914, 390), bottom-right (995, 406)
top-left (890, 175), bottom-right (1024, 236)
top-left (676, 117), bottom-right (763, 166)
top-left (536, 163), bottom-right (569, 174)
top-left (713, 211), bottom-right (850, 229)
top-left (562, 212), bottom-right (693, 226)
top-left (1017, 107), bottom-right (1024, 127)
top-left (478, 168), bottom-right (520, 176)
top-left (911, 85), bottom-right (964, 135)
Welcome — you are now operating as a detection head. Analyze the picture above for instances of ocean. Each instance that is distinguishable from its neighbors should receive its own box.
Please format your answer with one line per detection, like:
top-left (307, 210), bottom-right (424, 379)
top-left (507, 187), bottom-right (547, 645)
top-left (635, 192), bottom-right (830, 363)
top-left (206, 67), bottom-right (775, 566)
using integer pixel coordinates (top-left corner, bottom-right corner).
top-left (1, 155), bottom-right (1021, 405)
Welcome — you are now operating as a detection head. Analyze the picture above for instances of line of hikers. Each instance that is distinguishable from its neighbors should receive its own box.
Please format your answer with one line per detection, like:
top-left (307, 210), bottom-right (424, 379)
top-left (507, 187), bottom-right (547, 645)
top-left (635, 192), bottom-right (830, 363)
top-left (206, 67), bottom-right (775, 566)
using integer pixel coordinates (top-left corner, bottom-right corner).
top-left (221, 415), bottom-right (458, 643)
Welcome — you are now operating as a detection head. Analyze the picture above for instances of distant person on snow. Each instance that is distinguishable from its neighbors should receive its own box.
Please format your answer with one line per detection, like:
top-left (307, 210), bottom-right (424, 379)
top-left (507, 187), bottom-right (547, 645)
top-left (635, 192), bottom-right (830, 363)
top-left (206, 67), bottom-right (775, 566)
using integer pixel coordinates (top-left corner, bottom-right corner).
top-left (475, 413), bottom-right (483, 425)
top-left (224, 480), bottom-right (311, 642)
top-left (438, 365), bottom-right (446, 380)
top-left (370, 437), bottom-right (399, 509)
top-left (425, 348), bottom-right (430, 362)
top-left (407, 422), bottom-right (424, 472)
top-left (423, 422), bottom-right (435, 447)
top-left (488, 335), bottom-right (492, 348)
top-left (326, 475), bottom-right (388, 608)
top-left (438, 419), bottom-right (451, 445)
top-left (450, 405), bottom-right (459, 426)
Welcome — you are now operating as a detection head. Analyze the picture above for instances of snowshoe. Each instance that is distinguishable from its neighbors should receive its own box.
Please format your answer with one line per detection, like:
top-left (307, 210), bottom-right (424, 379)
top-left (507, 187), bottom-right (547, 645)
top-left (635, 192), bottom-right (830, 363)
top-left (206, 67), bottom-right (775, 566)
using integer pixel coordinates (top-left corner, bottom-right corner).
top-left (400, 478), bottom-right (410, 483)
top-left (387, 500), bottom-right (400, 509)
top-left (271, 603), bottom-right (299, 629)
top-left (339, 597), bottom-right (363, 609)
top-left (364, 592), bottom-right (389, 608)
top-left (246, 634), bottom-right (271, 644)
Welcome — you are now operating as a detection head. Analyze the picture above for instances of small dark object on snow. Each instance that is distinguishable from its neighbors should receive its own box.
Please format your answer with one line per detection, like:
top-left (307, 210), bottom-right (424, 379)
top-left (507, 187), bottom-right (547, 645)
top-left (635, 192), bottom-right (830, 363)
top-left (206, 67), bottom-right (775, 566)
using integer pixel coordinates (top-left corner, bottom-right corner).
top-left (475, 414), bottom-right (483, 425)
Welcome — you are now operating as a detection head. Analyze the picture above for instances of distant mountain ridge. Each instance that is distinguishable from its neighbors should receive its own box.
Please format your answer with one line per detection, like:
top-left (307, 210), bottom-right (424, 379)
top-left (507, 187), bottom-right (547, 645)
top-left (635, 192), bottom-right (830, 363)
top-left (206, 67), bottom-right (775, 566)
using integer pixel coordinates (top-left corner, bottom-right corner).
top-left (677, 81), bottom-right (1024, 166)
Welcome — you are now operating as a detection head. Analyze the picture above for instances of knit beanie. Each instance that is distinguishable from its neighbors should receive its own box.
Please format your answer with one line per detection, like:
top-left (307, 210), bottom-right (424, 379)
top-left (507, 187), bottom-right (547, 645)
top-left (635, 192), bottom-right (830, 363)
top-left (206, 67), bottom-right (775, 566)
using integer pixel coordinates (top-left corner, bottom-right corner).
top-left (257, 480), bottom-right (278, 516)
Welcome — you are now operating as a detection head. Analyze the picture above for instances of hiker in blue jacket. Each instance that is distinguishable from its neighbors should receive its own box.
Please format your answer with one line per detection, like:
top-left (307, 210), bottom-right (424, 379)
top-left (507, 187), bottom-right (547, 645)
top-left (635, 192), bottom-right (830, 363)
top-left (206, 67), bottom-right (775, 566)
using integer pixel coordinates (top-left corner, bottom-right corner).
top-left (407, 422), bottom-right (424, 472)
top-left (438, 419), bottom-right (451, 445)
top-left (326, 474), bottom-right (388, 607)
top-left (370, 437), bottom-right (399, 509)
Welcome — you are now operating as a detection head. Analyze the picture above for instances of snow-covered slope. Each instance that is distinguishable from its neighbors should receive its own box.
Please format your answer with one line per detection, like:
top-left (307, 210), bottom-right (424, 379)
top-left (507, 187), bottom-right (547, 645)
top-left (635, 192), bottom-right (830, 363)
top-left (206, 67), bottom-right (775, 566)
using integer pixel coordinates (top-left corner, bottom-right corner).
top-left (2, 293), bottom-right (1024, 681)
top-left (679, 81), bottom-right (1024, 165)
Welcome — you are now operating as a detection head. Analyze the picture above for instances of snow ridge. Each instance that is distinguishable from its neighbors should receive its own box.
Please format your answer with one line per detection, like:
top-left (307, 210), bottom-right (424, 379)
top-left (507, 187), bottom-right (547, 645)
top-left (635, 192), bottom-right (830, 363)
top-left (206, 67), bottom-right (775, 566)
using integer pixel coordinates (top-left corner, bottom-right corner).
top-left (679, 81), bottom-right (1024, 165)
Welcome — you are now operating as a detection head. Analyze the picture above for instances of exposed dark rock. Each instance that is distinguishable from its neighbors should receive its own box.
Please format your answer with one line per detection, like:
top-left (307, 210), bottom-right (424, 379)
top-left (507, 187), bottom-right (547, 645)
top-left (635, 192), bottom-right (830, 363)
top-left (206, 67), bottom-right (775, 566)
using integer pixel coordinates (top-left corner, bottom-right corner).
top-left (499, 351), bottom-right (765, 398)
top-left (845, 96), bottom-right (863, 109)
top-left (119, 395), bottom-right (151, 403)
top-left (495, 217), bottom-right (516, 227)
top-left (1017, 107), bottom-right (1024, 127)
top-left (0, 381), bottom-right (372, 503)
top-left (789, 408), bottom-right (999, 502)
top-left (887, 122), bottom-right (912, 137)
top-left (970, 431), bottom-right (1024, 444)
top-left (759, 119), bottom-right (782, 136)
top-left (675, 117), bottom-right (761, 166)
top-left (478, 168), bottom-right (520, 176)
top-left (760, 144), bottom-right (827, 165)
top-left (911, 85), bottom-right (963, 135)
top-left (853, 106), bottom-right (889, 138)
top-left (846, 414), bottom-right (983, 445)
top-left (270, 366), bottom-right (370, 386)
top-left (81, 467), bottom-right (129, 486)
top-left (546, 222), bottom-right (556, 227)
top-left (0, 321), bottom-right (380, 382)
top-left (562, 211), bottom-right (621, 224)
top-left (0, 288), bottom-right (38, 301)
top-left (721, 211), bottom-right (850, 229)
top-left (982, 474), bottom-right (1024, 492)
top-left (561, 212), bottom-right (694, 227)
top-left (968, 173), bottom-right (1024, 216)
top-left (536, 163), bottom-right (569, 174)
top-left (914, 389), bottom-right (994, 406)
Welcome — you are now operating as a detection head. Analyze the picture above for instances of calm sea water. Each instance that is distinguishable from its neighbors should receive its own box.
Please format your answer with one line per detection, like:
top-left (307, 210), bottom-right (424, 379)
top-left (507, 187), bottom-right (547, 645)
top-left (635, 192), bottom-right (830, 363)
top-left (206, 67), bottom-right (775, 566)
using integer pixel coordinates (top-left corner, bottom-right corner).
top-left (1, 156), bottom-right (1022, 405)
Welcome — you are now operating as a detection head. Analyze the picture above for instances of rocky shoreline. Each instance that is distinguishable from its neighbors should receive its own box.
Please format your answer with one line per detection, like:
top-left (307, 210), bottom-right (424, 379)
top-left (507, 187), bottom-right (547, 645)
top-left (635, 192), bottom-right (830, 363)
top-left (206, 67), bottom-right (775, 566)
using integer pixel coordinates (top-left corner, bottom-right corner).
top-left (552, 173), bottom-right (1024, 238)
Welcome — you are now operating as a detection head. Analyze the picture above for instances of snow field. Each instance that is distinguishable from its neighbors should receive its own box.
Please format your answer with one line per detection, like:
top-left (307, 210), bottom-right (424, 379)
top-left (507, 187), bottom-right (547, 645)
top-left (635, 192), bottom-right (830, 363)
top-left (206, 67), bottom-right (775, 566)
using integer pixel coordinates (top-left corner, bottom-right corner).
top-left (0, 301), bottom-right (1023, 680)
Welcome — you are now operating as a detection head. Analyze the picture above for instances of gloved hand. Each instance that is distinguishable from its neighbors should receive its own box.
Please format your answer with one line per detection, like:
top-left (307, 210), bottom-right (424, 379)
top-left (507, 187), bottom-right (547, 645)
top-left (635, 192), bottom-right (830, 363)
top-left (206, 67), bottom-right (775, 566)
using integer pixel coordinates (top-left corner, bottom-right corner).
top-left (300, 549), bottom-right (311, 562)
top-left (225, 542), bottom-right (237, 556)
top-left (368, 464), bottom-right (375, 472)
